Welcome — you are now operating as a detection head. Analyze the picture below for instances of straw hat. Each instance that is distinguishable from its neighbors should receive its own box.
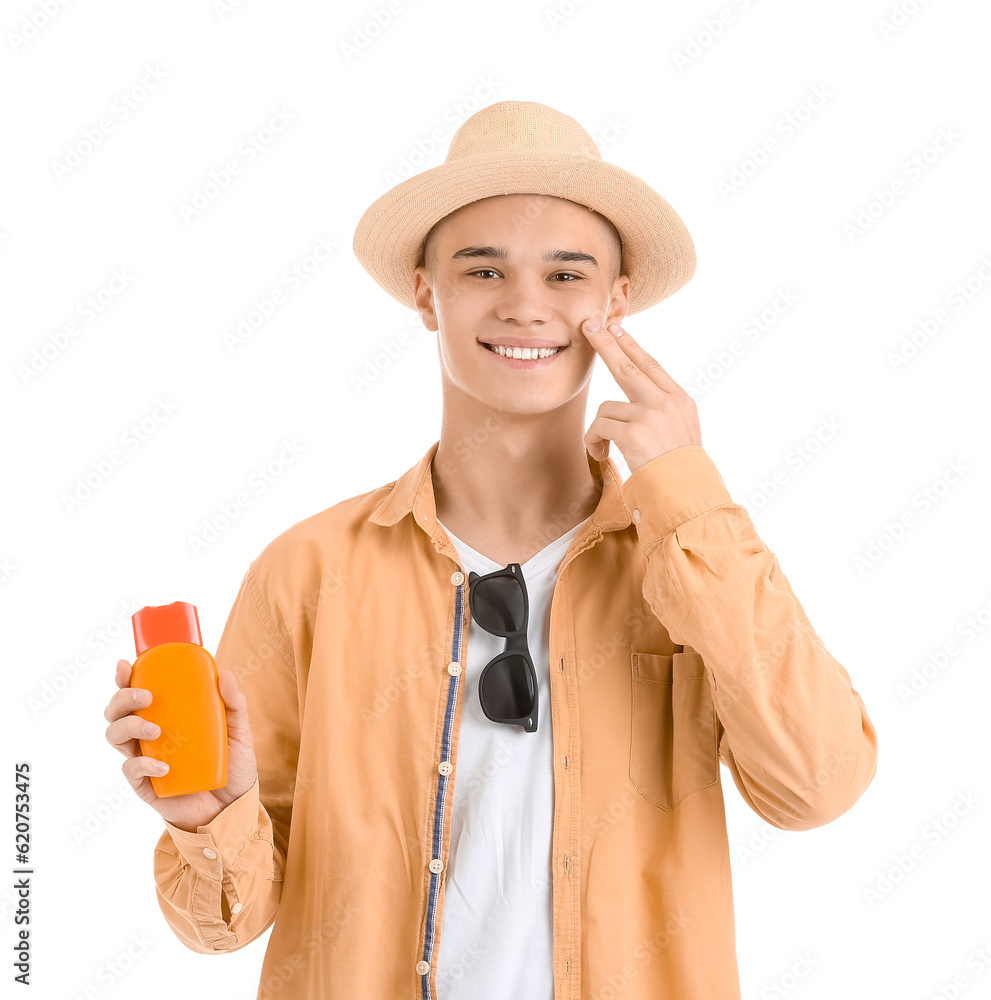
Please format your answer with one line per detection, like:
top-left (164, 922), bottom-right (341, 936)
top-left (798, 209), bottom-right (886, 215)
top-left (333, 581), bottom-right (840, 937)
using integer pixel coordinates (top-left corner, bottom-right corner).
top-left (352, 100), bottom-right (696, 317)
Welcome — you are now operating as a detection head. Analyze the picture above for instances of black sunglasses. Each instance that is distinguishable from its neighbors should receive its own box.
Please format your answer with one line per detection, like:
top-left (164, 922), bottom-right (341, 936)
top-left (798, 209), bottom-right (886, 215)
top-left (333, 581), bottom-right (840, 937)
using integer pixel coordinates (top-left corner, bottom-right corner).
top-left (467, 563), bottom-right (538, 733)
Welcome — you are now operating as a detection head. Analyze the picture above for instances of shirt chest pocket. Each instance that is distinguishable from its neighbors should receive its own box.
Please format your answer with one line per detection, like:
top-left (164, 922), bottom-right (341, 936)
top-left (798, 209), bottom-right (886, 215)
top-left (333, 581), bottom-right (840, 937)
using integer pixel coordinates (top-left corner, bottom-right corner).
top-left (629, 651), bottom-right (719, 811)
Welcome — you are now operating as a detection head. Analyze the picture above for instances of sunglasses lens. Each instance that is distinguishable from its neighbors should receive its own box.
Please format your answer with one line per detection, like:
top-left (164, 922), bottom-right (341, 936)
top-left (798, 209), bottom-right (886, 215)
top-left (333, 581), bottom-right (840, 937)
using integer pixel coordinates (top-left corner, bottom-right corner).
top-left (472, 575), bottom-right (525, 634)
top-left (480, 654), bottom-right (534, 720)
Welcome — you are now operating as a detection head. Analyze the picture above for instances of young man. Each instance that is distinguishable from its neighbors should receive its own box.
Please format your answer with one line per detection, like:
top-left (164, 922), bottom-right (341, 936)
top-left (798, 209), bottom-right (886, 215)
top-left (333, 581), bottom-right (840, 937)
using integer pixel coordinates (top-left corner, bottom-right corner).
top-left (107, 101), bottom-right (878, 999)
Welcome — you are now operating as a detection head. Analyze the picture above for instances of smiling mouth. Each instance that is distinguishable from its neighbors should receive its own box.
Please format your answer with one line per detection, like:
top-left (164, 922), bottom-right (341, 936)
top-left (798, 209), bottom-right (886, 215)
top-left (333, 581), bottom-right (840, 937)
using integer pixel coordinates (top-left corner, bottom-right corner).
top-left (480, 343), bottom-right (567, 359)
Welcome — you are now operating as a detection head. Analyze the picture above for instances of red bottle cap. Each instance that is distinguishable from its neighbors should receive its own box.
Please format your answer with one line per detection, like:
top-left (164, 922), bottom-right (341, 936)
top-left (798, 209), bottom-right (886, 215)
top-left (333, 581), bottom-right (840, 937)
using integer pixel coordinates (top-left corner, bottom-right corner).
top-left (132, 602), bottom-right (202, 656)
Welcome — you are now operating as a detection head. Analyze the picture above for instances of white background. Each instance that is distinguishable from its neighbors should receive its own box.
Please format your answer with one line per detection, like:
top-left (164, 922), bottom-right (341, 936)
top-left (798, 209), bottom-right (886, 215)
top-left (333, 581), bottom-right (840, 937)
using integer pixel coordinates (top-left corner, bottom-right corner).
top-left (2, 0), bottom-right (989, 997)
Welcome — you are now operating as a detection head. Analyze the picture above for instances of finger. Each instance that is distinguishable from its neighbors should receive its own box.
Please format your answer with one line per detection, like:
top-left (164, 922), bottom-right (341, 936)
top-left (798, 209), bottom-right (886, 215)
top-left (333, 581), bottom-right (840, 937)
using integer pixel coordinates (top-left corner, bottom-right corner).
top-left (585, 412), bottom-right (631, 464)
top-left (582, 320), bottom-right (656, 402)
top-left (114, 658), bottom-right (131, 688)
top-left (123, 753), bottom-right (169, 787)
top-left (602, 322), bottom-right (683, 394)
top-left (218, 671), bottom-right (254, 746)
top-left (584, 427), bottom-right (609, 463)
top-left (105, 713), bottom-right (160, 758)
top-left (104, 683), bottom-right (151, 724)
top-left (105, 659), bottom-right (133, 722)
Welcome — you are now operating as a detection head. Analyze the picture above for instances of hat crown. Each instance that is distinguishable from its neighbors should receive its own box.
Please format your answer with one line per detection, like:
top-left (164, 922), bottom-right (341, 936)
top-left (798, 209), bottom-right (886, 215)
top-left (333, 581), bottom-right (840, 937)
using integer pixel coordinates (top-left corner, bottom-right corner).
top-left (445, 100), bottom-right (602, 162)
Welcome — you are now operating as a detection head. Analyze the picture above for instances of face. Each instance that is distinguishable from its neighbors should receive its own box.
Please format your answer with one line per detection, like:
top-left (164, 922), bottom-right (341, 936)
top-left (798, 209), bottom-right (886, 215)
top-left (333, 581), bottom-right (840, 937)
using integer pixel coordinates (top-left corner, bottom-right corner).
top-left (413, 194), bottom-right (630, 416)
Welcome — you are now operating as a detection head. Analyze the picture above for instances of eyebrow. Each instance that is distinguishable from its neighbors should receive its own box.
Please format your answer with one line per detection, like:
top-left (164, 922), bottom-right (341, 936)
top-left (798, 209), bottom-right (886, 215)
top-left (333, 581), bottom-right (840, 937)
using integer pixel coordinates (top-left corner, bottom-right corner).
top-left (449, 245), bottom-right (599, 268)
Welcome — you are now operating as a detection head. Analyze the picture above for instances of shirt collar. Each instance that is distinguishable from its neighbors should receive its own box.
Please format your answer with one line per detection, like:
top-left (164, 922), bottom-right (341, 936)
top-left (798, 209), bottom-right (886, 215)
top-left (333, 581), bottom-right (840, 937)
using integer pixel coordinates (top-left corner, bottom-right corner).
top-left (368, 438), bottom-right (633, 534)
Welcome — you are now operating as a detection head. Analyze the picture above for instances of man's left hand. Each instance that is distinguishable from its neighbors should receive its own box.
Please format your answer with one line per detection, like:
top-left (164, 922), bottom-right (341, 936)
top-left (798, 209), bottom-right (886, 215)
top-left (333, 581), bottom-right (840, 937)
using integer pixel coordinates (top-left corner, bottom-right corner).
top-left (581, 319), bottom-right (702, 475)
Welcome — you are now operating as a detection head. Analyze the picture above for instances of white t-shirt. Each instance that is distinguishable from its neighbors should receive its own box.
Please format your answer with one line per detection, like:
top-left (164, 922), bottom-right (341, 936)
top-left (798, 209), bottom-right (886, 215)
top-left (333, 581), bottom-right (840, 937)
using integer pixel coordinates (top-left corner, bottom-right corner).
top-left (434, 515), bottom-right (592, 999)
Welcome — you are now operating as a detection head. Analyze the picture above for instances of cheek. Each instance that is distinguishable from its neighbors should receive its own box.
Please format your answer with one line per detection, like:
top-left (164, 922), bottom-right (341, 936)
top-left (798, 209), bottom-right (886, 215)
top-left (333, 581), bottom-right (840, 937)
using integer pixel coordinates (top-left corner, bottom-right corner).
top-left (567, 294), bottom-right (610, 331)
top-left (435, 295), bottom-right (480, 334)
top-left (572, 337), bottom-right (598, 362)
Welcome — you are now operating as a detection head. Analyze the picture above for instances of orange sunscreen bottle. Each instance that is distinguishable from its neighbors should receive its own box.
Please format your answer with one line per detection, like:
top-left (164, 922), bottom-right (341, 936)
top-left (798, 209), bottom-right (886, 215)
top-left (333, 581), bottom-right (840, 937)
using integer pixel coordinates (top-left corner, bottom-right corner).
top-left (130, 602), bottom-right (228, 798)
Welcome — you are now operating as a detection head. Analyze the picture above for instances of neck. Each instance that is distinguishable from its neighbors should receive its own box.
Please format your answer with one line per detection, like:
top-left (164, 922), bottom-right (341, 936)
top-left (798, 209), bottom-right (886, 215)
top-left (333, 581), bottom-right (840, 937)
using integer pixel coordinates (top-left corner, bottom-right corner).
top-left (432, 409), bottom-right (603, 564)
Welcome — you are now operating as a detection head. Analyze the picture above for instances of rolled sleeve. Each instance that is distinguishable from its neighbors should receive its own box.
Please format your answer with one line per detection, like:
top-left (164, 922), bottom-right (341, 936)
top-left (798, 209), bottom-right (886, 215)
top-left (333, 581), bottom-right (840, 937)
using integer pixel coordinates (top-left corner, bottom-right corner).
top-left (622, 444), bottom-right (879, 831)
top-left (622, 445), bottom-right (734, 553)
top-left (154, 777), bottom-right (283, 953)
top-left (160, 775), bottom-right (263, 879)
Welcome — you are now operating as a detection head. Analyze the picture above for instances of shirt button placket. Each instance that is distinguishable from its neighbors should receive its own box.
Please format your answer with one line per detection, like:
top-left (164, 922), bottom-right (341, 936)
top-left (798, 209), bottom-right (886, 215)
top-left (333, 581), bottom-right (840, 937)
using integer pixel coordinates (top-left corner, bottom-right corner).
top-left (417, 567), bottom-right (461, 986)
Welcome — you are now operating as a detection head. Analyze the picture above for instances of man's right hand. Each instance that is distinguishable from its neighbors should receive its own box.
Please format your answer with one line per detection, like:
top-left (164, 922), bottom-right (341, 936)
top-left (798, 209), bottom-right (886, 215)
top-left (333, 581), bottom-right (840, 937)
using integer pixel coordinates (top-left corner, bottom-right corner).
top-left (104, 659), bottom-right (259, 832)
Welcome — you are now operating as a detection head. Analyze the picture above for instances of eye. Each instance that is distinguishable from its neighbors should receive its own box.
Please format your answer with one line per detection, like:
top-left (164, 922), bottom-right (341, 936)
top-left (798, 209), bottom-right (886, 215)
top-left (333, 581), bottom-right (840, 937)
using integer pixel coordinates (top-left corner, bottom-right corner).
top-left (466, 270), bottom-right (582, 282)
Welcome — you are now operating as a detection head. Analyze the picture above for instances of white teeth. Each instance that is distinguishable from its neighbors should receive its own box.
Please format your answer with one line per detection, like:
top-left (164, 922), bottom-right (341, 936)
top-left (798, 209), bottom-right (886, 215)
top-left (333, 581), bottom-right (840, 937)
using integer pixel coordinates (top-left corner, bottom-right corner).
top-left (484, 343), bottom-right (561, 359)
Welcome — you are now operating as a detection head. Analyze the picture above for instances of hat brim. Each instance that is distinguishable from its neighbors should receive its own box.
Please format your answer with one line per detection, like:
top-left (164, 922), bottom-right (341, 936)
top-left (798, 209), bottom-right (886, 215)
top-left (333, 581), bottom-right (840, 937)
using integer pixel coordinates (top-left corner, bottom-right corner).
top-left (352, 151), bottom-right (696, 317)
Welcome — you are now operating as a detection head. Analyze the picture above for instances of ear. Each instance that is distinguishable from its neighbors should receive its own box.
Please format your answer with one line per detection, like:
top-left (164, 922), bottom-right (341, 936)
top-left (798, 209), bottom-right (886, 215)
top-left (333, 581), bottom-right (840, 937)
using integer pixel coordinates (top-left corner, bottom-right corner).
top-left (413, 267), bottom-right (439, 332)
top-left (605, 275), bottom-right (631, 329)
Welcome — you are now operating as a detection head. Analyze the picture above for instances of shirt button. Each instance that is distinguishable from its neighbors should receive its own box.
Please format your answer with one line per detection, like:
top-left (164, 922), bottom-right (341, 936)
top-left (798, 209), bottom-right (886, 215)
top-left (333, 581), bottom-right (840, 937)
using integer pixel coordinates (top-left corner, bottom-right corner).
top-left (231, 902), bottom-right (243, 915)
top-left (438, 761), bottom-right (453, 775)
top-left (429, 858), bottom-right (444, 874)
top-left (447, 661), bottom-right (461, 675)
top-left (416, 960), bottom-right (430, 975)
top-left (450, 571), bottom-right (464, 586)
top-left (633, 508), bottom-right (642, 524)
top-left (202, 848), bottom-right (217, 859)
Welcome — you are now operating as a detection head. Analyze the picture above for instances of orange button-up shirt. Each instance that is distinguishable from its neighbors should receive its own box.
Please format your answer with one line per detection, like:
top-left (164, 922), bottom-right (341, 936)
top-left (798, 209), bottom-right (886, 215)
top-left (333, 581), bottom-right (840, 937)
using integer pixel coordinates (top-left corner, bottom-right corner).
top-left (152, 441), bottom-right (878, 999)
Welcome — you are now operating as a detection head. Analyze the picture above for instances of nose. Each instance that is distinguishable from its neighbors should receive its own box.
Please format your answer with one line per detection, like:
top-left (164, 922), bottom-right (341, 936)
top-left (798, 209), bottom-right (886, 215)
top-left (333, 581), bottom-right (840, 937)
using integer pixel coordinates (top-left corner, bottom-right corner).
top-left (493, 273), bottom-right (554, 325)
